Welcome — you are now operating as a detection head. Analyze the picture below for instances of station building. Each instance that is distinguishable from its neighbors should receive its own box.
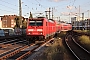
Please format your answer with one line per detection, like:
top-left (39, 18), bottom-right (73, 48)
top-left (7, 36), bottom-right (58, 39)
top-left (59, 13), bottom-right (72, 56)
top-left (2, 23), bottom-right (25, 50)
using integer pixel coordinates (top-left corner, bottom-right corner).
top-left (71, 17), bottom-right (90, 30)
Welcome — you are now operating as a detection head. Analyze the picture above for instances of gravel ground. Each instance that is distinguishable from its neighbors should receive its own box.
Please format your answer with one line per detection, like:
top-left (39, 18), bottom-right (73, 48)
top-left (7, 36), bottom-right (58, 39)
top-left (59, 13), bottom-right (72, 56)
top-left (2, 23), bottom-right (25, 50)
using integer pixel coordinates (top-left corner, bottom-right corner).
top-left (26, 38), bottom-right (76, 60)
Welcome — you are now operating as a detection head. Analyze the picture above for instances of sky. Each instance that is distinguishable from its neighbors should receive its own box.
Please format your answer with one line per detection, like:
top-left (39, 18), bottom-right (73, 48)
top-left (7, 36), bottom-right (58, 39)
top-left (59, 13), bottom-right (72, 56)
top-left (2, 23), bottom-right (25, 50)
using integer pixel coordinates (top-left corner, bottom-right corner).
top-left (0, 0), bottom-right (90, 23)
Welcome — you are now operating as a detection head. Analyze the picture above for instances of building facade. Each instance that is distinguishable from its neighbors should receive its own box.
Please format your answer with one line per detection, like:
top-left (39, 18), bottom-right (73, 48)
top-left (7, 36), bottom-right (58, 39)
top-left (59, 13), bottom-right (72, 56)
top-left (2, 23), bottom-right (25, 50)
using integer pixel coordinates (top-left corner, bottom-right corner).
top-left (2, 15), bottom-right (16, 28)
top-left (0, 16), bottom-right (2, 28)
top-left (71, 17), bottom-right (77, 26)
top-left (71, 18), bottom-right (90, 30)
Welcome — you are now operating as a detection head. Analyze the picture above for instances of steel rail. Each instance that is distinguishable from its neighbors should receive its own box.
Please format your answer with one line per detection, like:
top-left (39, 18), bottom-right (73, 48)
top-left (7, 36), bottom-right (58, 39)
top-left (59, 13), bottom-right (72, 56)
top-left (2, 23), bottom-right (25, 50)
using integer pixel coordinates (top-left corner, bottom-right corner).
top-left (65, 34), bottom-right (90, 60)
top-left (14, 38), bottom-right (54, 60)
top-left (0, 45), bottom-right (28, 60)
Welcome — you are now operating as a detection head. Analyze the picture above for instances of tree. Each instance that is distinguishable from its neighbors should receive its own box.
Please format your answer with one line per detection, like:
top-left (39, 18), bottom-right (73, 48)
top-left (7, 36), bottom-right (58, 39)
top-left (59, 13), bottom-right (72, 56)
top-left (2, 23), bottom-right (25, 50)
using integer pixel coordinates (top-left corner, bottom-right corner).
top-left (22, 19), bottom-right (27, 29)
top-left (14, 16), bottom-right (20, 28)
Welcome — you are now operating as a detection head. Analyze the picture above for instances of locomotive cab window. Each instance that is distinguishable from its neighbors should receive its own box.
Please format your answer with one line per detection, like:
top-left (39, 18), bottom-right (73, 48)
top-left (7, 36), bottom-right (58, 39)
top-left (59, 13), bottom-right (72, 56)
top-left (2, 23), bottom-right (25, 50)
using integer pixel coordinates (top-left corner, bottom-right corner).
top-left (36, 21), bottom-right (43, 26)
top-left (29, 20), bottom-right (43, 26)
top-left (29, 21), bottom-right (35, 26)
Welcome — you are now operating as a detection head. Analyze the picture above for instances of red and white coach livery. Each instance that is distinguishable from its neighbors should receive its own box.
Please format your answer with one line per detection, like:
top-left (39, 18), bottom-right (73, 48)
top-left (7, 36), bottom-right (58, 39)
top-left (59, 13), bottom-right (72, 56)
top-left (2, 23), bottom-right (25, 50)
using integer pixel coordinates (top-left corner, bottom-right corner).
top-left (60, 23), bottom-right (72, 31)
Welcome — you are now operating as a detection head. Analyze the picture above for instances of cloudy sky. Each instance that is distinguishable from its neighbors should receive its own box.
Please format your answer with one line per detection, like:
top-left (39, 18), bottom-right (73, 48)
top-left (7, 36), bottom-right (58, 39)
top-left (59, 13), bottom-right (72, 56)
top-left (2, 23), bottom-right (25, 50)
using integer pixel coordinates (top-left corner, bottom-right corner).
top-left (0, 0), bottom-right (90, 22)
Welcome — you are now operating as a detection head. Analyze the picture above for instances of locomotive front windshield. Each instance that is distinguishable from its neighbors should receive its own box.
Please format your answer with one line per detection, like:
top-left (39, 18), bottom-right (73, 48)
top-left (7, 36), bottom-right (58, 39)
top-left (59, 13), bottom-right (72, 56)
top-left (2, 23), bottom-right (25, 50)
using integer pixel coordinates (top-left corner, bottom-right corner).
top-left (29, 20), bottom-right (43, 26)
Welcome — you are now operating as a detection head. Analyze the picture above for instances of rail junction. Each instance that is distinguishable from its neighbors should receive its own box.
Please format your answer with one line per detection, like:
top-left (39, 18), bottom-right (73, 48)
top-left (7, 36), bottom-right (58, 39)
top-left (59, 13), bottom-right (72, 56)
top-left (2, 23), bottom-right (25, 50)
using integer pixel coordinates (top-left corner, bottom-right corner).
top-left (65, 32), bottom-right (90, 60)
top-left (0, 35), bottom-right (55, 60)
top-left (0, 30), bottom-right (90, 60)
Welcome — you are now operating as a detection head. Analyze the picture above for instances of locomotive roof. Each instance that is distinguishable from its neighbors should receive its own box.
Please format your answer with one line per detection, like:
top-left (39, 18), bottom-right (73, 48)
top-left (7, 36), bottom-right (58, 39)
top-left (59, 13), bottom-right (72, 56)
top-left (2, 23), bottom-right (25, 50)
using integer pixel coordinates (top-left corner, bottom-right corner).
top-left (29, 18), bottom-right (56, 23)
top-left (29, 18), bottom-right (43, 20)
top-left (29, 17), bottom-right (48, 22)
top-left (48, 19), bottom-right (55, 23)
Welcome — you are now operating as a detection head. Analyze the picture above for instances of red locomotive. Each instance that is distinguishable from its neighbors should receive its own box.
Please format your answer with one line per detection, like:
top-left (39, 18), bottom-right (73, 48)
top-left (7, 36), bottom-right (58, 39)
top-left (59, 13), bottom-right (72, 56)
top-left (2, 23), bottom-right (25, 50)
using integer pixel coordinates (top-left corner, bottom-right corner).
top-left (26, 17), bottom-right (58, 41)
top-left (26, 17), bottom-right (72, 41)
top-left (60, 23), bottom-right (72, 31)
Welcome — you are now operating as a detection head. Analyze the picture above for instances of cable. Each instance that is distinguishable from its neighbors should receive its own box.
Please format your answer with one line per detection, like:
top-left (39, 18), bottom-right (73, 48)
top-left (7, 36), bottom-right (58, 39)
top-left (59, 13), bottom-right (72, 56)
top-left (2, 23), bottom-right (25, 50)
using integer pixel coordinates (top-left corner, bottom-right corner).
top-left (0, 3), bottom-right (18, 11)
top-left (72, 0), bottom-right (76, 6)
top-left (0, 9), bottom-right (17, 13)
top-left (0, 0), bottom-right (18, 7)
top-left (0, 0), bottom-right (19, 14)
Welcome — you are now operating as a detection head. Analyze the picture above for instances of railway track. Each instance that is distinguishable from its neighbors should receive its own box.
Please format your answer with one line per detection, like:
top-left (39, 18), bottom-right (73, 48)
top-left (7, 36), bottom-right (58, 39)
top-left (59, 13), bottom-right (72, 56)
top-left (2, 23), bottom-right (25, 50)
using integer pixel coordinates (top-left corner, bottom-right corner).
top-left (65, 34), bottom-right (90, 60)
top-left (0, 38), bottom-right (54, 60)
top-left (0, 36), bottom-right (28, 48)
top-left (0, 45), bottom-right (28, 60)
top-left (0, 35), bottom-right (28, 60)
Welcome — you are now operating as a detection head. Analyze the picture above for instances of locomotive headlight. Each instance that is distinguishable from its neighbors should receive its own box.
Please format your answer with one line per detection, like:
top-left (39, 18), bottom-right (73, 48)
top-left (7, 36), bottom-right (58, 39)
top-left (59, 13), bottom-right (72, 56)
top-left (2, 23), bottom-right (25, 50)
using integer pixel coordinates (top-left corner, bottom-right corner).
top-left (37, 29), bottom-right (42, 31)
top-left (29, 33), bottom-right (30, 34)
top-left (29, 33), bottom-right (31, 34)
top-left (40, 33), bottom-right (42, 34)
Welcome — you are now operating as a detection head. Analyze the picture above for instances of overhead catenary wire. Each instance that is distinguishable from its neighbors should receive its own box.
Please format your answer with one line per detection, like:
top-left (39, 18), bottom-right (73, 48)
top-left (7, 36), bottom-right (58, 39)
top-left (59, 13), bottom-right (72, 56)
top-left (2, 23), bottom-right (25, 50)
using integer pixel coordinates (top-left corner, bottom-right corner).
top-left (0, 0), bottom-right (18, 7)
top-left (0, 3), bottom-right (18, 11)
top-left (0, 0), bottom-right (19, 15)
top-left (0, 8), bottom-right (17, 13)
top-left (0, 0), bottom-right (28, 12)
top-left (35, 0), bottom-right (46, 8)
top-left (22, 0), bottom-right (47, 17)
top-left (0, 0), bottom-right (28, 16)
